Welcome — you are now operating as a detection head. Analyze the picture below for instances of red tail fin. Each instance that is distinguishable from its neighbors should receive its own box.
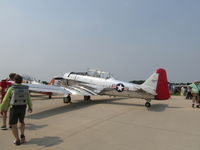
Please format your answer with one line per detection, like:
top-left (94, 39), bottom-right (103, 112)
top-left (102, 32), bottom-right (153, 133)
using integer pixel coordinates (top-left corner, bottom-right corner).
top-left (155, 68), bottom-right (170, 100)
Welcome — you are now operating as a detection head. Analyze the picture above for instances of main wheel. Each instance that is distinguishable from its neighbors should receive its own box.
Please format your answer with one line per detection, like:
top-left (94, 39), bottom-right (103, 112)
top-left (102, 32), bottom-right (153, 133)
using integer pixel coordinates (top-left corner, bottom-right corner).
top-left (63, 95), bottom-right (71, 103)
top-left (48, 94), bottom-right (52, 99)
top-left (84, 96), bottom-right (91, 101)
top-left (145, 102), bottom-right (151, 108)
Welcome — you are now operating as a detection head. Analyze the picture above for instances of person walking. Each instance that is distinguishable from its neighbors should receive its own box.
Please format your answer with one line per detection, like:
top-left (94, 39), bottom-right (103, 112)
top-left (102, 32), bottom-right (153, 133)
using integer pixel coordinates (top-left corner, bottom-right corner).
top-left (0, 74), bottom-right (32, 145)
top-left (189, 81), bottom-right (200, 108)
top-left (0, 79), bottom-right (12, 130)
top-left (0, 73), bottom-right (16, 130)
top-left (186, 86), bottom-right (193, 99)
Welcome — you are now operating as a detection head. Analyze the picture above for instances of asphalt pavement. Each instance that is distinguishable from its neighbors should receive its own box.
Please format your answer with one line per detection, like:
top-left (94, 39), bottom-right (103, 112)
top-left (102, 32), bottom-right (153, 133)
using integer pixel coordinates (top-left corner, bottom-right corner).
top-left (0, 95), bottom-right (200, 150)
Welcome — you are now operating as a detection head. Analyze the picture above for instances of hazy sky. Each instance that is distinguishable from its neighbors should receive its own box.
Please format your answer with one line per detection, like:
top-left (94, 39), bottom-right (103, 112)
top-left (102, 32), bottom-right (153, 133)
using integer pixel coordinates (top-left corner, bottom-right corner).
top-left (0, 0), bottom-right (199, 82)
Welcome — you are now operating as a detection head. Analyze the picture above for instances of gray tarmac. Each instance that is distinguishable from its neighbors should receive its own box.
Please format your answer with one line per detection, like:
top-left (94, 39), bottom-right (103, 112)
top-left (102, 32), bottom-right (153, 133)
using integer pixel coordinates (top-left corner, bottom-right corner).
top-left (0, 95), bottom-right (200, 150)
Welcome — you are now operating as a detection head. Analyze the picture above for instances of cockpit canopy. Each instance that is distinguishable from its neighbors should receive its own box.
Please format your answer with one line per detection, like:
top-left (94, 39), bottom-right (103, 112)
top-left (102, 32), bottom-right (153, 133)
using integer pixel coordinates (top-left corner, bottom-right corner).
top-left (69, 69), bottom-right (113, 79)
top-left (87, 69), bottom-right (113, 79)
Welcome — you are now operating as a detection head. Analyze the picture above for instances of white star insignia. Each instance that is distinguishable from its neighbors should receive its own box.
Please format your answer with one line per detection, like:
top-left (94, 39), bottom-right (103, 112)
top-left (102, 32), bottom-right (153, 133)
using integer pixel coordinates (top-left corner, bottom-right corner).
top-left (117, 84), bottom-right (124, 92)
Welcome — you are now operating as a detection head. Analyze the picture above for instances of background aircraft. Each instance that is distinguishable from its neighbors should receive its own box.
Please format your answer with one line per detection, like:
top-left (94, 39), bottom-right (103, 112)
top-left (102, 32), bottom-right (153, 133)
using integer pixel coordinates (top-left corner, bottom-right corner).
top-left (25, 68), bottom-right (170, 107)
top-left (22, 74), bottom-right (54, 99)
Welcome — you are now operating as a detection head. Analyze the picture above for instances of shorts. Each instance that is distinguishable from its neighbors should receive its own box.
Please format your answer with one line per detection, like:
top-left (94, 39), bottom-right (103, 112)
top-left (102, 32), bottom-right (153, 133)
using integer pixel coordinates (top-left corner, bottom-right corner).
top-left (9, 105), bottom-right (27, 125)
top-left (192, 93), bottom-right (200, 101)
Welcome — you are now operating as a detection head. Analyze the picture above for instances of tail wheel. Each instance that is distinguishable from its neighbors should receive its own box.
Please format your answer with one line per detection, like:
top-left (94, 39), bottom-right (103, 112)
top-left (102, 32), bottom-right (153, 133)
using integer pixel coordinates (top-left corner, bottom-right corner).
top-left (145, 102), bottom-right (151, 108)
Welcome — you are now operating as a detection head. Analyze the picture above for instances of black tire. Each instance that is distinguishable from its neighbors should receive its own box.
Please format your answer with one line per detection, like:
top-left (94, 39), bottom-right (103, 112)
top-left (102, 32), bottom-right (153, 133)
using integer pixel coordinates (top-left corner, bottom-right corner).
top-left (63, 96), bottom-right (71, 103)
top-left (145, 102), bottom-right (151, 108)
top-left (84, 96), bottom-right (91, 101)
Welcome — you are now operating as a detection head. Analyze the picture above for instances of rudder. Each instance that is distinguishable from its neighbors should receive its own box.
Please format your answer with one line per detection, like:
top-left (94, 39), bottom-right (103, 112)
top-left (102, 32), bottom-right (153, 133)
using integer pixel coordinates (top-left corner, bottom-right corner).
top-left (155, 68), bottom-right (170, 100)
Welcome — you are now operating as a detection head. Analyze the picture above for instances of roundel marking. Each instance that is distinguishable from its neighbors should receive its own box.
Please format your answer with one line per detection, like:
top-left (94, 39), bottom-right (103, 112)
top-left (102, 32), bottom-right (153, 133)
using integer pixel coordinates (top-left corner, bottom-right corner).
top-left (116, 83), bottom-right (125, 92)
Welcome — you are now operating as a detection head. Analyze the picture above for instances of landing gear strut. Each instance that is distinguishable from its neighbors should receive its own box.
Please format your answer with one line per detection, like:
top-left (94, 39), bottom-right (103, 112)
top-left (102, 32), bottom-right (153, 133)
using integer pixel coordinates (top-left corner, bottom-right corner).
top-left (84, 96), bottom-right (91, 101)
top-left (63, 95), bottom-right (71, 103)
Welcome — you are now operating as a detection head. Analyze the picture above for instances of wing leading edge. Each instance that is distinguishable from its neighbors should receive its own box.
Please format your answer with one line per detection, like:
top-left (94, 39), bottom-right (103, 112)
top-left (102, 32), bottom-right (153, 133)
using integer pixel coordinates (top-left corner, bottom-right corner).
top-left (23, 83), bottom-right (70, 95)
top-left (23, 83), bottom-right (97, 96)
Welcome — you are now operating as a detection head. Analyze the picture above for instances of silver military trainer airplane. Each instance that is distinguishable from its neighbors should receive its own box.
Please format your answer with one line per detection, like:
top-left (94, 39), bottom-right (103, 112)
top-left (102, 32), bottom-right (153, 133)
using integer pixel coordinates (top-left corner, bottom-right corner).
top-left (25, 68), bottom-right (170, 108)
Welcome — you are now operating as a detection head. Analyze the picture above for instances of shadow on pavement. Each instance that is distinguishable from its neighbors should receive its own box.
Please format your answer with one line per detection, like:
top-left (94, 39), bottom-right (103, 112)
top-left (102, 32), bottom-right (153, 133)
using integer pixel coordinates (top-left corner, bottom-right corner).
top-left (26, 136), bottom-right (63, 147)
top-left (27, 97), bottom-right (127, 119)
top-left (26, 123), bottom-right (48, 131)
top-left (147, 104), bottom-right (168, 112)
top-left (147, 104), bottom-right (182, 112)
top-left (27, 97), bottom-right (182, 119)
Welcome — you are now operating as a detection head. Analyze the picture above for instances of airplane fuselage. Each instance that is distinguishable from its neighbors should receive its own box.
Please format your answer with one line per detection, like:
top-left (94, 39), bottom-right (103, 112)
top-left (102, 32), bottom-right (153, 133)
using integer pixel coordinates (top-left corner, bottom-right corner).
top-left (61, 73), bottom-right (155, 100)
top-left (26, 68), bottom-right (170, 107)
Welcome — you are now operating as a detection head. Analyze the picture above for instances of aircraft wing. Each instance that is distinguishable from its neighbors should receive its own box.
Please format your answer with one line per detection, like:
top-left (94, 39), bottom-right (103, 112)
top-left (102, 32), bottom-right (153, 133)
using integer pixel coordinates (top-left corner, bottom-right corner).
top-left (23, 82), bottom-right (100, 96)
top-left (23, 83), bottom-right (70, 95)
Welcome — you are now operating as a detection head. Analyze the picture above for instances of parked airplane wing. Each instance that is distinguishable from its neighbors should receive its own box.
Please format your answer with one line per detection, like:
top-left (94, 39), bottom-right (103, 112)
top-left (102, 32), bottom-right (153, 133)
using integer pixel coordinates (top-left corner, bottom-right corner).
top-left (23, 82), bottom-right (98, 96)
top-left (23, 83), bottom-right (70, 95)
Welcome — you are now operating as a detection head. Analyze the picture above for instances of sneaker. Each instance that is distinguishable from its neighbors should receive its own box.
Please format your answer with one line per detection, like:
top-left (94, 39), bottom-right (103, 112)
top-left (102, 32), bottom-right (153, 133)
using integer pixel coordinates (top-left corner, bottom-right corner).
top-left (192, 104), bottom-right (195, 108)
top-left (1, 125), bottom-right (7, 130)
top-left (20, 135), bottom-right (25, 143)
top-left (13, 140), bottom-right (21, 146)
